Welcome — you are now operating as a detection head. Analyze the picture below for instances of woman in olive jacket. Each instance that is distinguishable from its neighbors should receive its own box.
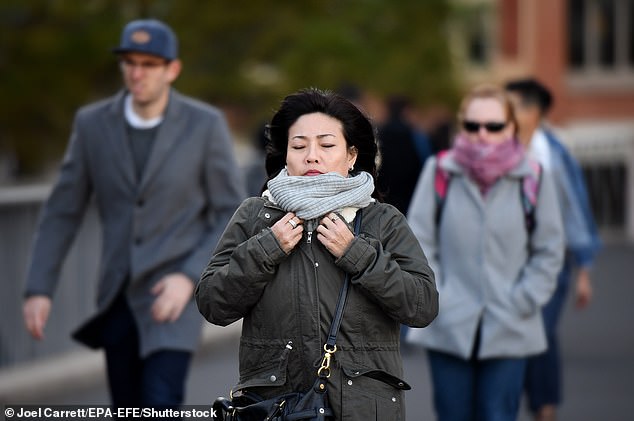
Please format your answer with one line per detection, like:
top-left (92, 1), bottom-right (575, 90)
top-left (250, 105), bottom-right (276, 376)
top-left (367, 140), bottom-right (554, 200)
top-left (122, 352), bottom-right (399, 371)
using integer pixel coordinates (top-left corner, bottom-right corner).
top-left (196, 88), bottom-right (438, 420)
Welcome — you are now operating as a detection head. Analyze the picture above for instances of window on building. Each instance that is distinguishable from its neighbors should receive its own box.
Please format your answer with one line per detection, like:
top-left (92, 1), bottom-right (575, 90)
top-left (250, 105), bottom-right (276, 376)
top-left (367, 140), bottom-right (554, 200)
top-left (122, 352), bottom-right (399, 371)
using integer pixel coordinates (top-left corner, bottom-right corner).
top-left (451, 3), bottom-right (493, 68)
top-left (568, 0), bottom-right (633, 72)
top-left (629, 0), bottom-right (634, 64)
top-left (466, 11), bottom-right (489, 65)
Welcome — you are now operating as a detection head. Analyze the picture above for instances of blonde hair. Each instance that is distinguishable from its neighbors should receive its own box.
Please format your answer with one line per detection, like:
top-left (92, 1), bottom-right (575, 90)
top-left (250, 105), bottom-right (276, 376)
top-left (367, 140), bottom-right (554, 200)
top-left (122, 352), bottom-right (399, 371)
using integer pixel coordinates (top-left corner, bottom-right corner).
top-left (457, 84), bottom-right (518, 134)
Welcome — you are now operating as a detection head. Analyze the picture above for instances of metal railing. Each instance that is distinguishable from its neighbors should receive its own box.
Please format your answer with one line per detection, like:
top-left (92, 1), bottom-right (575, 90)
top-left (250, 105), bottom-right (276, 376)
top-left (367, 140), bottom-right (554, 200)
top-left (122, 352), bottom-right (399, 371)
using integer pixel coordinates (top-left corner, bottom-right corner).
top-left (0, 186), bottom-right (100, 369)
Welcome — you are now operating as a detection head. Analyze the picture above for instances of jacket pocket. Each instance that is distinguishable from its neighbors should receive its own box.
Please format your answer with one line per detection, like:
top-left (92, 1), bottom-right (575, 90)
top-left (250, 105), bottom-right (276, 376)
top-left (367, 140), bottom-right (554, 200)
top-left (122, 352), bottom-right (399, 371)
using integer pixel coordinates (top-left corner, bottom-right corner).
top-left (340, 366), bottom-right (406, 420)
top-left (234, 340), bottom-right (293, 393)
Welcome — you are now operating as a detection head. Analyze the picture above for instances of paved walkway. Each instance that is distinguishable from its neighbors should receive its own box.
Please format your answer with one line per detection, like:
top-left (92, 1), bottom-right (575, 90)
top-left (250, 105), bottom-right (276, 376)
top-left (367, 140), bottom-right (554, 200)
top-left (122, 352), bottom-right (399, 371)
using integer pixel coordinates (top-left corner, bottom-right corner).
top-left (2, 242), bottom-right (633, 420)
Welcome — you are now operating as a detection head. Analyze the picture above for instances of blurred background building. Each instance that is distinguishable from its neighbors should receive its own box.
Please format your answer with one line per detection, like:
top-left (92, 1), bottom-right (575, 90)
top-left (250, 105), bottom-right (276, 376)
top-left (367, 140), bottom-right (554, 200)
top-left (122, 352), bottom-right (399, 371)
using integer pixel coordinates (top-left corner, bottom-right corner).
top-left (450, 0), bottom-right (634, 238)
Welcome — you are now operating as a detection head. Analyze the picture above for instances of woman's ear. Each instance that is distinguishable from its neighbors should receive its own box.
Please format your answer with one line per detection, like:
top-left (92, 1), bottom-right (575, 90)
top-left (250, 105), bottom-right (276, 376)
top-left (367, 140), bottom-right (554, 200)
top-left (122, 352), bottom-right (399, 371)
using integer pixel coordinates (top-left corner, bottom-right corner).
top-left (348, 146), bottom-right (358, 170)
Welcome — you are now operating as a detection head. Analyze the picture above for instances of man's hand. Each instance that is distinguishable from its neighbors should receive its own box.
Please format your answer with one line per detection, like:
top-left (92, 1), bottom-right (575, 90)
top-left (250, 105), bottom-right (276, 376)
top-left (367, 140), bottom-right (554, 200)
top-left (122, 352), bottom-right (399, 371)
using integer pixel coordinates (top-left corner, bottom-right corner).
top-left (575, 268), bottom-right (593, 310)
top-left (23, 295), bottom-right (52, 340)
top-left (151, 273), bottom-right (194, 323)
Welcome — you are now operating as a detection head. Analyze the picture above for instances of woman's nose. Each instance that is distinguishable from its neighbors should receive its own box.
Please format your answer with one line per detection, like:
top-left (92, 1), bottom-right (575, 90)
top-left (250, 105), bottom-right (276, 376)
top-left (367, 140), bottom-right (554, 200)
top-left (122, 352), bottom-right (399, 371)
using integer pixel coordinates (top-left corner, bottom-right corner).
top-left (305, 144), bottom-right (319, 163)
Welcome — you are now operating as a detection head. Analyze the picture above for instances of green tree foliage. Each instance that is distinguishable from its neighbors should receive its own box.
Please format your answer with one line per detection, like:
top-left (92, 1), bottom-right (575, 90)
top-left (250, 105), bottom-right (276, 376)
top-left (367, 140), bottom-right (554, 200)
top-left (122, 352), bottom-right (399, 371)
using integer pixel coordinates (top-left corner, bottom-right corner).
top-left (0, 0), bottom-right (458, 178)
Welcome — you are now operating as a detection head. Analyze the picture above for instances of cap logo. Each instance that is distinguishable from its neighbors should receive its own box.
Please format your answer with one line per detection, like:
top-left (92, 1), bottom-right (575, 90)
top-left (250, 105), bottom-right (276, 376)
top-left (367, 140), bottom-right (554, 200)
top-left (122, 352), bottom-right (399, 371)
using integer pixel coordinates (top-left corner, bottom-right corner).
top-left (130, 30), bottom-right (151, 44)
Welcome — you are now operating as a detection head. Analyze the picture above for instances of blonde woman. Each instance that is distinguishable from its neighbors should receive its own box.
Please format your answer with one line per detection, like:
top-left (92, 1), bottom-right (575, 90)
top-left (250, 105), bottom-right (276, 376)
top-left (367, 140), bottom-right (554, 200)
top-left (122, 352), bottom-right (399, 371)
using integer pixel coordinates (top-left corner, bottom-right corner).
top-left (407, 85), bottom-right (564, 421)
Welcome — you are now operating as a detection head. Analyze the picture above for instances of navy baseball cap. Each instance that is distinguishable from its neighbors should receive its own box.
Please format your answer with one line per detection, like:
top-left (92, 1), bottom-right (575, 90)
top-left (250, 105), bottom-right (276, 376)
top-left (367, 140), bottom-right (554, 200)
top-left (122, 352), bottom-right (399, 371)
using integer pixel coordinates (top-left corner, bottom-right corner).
top-left (113, 19), bottom-right (178, 61)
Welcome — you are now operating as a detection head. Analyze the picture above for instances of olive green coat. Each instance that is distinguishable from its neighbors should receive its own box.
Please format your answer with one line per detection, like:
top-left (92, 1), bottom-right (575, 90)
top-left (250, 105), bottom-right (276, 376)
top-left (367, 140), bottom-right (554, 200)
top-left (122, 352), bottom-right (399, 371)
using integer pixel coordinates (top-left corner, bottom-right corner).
top-left (196, 197), bottom-right (437, 420)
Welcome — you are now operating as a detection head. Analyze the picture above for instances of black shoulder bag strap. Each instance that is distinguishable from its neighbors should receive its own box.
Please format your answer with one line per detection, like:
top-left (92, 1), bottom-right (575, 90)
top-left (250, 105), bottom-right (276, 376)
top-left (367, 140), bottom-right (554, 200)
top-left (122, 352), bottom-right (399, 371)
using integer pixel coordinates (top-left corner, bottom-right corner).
top-left (317, 210), bottom-right (363, 379)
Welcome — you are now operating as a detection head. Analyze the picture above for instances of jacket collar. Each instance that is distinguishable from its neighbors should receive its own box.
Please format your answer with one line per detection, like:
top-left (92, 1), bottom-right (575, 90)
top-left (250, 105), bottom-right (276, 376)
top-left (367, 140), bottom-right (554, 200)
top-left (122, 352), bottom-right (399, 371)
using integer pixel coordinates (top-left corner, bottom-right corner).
top-left (104, 91), bottom-right (135, 187)
top-left (105, 89), bottom-right (185, 192)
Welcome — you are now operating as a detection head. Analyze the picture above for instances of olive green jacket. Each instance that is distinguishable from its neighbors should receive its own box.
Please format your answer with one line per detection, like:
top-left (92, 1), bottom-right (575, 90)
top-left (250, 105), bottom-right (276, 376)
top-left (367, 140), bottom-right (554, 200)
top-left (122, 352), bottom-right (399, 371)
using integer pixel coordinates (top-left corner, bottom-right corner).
top-left (196, 197), bottom-right (438, 420)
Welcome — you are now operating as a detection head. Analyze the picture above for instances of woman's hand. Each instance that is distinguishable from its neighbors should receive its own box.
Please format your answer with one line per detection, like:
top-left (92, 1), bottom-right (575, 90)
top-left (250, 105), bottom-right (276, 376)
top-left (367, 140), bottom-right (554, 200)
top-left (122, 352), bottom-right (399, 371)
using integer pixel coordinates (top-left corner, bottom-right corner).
top-left (271, 212), bottom-right (304, 254)
top-left (316, 213), bottom-right (354, 258)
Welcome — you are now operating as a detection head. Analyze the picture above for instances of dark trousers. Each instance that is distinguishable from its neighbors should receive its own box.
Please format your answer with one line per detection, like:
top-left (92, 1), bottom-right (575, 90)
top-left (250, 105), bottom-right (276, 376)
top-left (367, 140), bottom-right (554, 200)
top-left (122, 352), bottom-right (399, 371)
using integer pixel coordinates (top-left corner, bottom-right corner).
top-left (524, 258), bottom-right (572, 412)
top-left (101, 293), bottom-right (192, 409)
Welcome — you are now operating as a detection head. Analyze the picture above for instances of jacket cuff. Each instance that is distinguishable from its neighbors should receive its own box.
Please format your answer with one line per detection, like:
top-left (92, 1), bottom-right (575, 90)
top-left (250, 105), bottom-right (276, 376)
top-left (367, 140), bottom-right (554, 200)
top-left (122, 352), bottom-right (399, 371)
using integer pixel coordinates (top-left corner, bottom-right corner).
top-left (256, 228), bottom-right (288, 266)
top-left (335, 237), bottom-right (374, 276)
top-left (571, 247), bottom-right (595, 268)
top-left (24, 289), bottom-right (53, 299)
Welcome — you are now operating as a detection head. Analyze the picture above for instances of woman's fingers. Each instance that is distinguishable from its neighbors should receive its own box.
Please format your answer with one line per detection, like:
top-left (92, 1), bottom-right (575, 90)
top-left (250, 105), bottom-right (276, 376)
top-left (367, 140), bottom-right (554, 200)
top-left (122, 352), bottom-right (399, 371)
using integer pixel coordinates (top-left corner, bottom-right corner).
top-left (271, 212), bottom-right (304, 254)
top-left (317, 213), bottom-right (353, 258)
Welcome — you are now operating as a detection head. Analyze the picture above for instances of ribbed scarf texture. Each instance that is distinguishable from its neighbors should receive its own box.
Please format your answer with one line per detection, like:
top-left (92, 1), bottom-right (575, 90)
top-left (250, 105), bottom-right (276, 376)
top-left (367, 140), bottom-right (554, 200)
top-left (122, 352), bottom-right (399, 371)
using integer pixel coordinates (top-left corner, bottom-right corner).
top-left (452, 134), bottom-right (525, 194)
top-left (266, 169), bottom-right (374, 223)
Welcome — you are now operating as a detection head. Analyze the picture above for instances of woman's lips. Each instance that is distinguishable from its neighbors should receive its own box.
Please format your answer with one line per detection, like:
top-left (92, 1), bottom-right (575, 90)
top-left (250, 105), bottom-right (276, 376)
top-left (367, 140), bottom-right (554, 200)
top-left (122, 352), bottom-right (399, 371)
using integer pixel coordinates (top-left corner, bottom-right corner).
top-left (304, 170), bottom-right (323, 176)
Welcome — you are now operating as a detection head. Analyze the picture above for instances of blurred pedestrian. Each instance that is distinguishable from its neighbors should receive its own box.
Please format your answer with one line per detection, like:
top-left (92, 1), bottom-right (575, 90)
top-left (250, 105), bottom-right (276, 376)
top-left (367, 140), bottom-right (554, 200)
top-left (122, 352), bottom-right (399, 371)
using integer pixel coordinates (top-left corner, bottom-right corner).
top-left (196, 88), bottom-right (438, 420)
top-left (377, 95), bottom-right (424, 216)
top-left (22, 19), bottom-right (245, 409)
top-left (243, 123), bottom-right (269, 197)
top-left (402, 101), bottom-right (434, 168)
top-left (506, 78), bottom-right (602, 421)
top-left (407, 84), bottom-right (565, 421)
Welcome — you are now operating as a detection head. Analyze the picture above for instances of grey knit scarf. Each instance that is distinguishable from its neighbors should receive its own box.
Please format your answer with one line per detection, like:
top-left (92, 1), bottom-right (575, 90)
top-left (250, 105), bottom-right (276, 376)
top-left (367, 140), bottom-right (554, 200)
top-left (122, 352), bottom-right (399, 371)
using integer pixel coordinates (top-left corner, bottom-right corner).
top-left (266, 169), bottom-right (374, 221)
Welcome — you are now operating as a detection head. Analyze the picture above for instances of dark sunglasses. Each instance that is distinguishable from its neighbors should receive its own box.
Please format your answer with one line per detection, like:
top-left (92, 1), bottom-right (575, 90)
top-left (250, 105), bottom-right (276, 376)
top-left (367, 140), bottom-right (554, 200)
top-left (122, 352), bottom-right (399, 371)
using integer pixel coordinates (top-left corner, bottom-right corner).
top-left (462, 120), bottom-right (507, 133)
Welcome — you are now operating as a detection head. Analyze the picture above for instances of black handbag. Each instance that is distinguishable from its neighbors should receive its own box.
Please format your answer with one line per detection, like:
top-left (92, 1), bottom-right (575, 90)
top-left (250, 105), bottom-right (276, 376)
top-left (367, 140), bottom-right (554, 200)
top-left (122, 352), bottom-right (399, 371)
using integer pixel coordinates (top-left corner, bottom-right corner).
top-left (212, 212), bottom-right (362, 421)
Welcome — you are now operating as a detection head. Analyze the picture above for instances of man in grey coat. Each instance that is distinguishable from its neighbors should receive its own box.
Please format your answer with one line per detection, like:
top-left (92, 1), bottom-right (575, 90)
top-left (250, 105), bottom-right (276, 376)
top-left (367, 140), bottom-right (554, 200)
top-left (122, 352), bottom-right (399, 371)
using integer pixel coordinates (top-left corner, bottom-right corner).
top-left (22, 19), bottom-right (245, 408)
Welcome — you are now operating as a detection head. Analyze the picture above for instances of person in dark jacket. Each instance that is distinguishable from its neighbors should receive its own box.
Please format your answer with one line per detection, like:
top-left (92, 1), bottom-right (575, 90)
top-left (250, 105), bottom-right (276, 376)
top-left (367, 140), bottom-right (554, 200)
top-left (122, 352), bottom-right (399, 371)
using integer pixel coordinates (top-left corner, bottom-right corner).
top-left (196, 88), bottom-right (438, 420)
top-left (377, 96), bottom-right (424, 216)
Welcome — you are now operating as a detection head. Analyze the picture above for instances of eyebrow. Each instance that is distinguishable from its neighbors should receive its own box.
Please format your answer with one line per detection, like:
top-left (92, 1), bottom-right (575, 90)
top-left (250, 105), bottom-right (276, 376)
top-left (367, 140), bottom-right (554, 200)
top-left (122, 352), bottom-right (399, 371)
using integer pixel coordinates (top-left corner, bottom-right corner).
top-left (291, 133), bottom-right (336, 140)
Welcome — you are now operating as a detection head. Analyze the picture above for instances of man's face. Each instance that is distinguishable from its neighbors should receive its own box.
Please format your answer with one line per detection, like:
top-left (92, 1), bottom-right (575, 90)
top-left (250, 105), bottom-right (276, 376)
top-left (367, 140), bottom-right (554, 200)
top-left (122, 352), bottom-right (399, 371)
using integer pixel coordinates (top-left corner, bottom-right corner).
top-left (508, 92), bottom-right (541, 134)
top-left (119, 52), bottom-right (180, 106)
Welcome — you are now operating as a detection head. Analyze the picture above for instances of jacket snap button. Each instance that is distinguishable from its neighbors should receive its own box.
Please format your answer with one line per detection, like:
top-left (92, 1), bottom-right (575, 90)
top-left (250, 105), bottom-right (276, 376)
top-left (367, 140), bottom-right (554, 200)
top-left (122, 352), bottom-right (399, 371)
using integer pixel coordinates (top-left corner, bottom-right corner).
top-left (391, 397), bottom-right (397, 402)
top-left (264, 213), bottom-right (271, 219)
top-left (269, 375), bottom-right (277, 382)
top-left (347, 380), bottom-right (353, 386)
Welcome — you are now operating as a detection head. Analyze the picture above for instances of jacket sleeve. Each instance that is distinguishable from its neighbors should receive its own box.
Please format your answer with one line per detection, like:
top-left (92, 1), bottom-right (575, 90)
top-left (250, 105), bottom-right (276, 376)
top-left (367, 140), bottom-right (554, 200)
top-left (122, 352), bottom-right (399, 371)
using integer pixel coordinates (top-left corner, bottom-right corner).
top-left (195, 199), bottom-right (288, 326)
top-left (407, 158), bottom-right (442, 286)
top-left (25, 113), bottom-right (92, 298)
top-left (511, 170), bottom-right (565, 316)
top-left (552, 143), bottom-right (601, 268)
top-left (334, 205), bottom-right (438, 328)
top-left (181, 112), bottom-right (246, 283)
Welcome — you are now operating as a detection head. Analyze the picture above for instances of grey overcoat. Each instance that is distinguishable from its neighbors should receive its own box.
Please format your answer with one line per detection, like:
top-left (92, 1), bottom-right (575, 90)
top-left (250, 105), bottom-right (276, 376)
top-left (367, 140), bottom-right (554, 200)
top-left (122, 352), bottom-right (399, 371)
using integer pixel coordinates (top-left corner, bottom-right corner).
top-left (25, 89), bottom-right (245, 356)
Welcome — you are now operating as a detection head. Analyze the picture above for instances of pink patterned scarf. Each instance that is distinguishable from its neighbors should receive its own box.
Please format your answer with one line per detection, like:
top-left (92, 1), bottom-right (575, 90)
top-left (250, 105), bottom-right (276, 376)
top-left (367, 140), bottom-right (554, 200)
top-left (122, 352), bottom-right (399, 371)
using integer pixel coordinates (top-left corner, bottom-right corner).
top-left (452, 134), bottom-right (525, 195)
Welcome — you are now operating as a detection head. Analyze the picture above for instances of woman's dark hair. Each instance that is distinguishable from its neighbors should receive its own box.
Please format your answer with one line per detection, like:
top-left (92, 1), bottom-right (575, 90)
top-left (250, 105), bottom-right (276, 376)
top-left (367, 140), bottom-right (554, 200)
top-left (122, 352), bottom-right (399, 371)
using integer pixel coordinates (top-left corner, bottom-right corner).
top-left (264, 88), bottom-right (382, 200)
